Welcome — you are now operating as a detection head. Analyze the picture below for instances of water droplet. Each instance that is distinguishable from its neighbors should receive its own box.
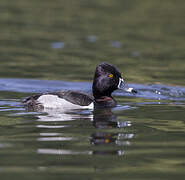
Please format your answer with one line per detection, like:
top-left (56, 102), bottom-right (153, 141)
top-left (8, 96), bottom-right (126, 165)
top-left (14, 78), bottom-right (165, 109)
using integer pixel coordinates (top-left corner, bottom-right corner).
top-left (155, 90), bottom-right (161, 95)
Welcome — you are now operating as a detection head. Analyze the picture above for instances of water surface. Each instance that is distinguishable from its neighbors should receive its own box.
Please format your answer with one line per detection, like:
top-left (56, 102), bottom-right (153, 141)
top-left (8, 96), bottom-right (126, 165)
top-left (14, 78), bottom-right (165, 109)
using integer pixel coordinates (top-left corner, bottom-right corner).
top-left (0, 78), bottom-right (185, 180)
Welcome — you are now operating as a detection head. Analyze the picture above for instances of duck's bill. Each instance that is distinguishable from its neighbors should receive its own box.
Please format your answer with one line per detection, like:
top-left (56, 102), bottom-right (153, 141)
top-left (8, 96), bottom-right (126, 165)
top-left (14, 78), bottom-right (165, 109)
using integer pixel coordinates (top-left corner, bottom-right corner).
top-left (118, 78), bottom-right (137, 94)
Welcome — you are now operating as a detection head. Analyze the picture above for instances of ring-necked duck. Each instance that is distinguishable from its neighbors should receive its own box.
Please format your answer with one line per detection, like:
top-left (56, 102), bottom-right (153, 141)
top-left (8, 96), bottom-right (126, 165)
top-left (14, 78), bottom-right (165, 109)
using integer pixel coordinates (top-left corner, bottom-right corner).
top-left (23, 62), bottom-right (137, 110)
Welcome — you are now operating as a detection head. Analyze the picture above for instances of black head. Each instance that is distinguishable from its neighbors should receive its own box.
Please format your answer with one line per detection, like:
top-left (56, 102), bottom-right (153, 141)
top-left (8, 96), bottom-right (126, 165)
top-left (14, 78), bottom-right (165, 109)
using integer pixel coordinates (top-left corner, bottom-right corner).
top-left (92, 62), bottom-right (122, 98)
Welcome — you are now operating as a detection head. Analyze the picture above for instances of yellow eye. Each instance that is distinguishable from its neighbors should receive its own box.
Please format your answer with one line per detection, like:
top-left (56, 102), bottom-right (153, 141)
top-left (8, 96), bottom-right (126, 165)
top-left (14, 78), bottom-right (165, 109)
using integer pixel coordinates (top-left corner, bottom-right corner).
top-left (108, 74), bottom-right (114, 78)
top-left (105, 139), bottom-right (110, 143)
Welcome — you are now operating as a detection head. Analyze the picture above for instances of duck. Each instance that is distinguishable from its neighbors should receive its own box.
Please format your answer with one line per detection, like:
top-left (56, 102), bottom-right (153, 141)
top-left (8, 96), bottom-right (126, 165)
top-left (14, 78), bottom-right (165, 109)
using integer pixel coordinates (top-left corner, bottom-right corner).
top-left (23, 62), bottom-right (137, 111)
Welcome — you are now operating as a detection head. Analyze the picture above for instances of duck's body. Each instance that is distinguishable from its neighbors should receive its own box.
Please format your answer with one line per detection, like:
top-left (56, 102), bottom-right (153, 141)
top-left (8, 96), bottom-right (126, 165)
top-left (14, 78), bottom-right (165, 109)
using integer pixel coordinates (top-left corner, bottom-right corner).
top-left (24, 90), bottom-right (94, 111)
top-left (23, 62), bottom-right (136, 111)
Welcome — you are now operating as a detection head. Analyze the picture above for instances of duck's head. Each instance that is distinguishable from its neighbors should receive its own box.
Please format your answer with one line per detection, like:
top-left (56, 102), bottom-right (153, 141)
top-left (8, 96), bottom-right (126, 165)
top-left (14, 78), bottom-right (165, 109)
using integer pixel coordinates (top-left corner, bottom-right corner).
top-left (92, 62), bottom-right (137, 98)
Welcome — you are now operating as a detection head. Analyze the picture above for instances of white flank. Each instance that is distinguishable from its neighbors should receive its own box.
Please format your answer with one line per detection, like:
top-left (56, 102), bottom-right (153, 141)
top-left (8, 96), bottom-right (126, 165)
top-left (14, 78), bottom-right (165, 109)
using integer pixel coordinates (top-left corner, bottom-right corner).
top-left (37, 95), bottom-right (94, 110)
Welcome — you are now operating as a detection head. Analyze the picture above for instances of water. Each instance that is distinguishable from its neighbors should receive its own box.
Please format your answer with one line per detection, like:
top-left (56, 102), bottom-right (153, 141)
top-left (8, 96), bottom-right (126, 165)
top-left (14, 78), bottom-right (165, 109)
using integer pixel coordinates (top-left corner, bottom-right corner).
top-left (0, 0), bottom-right (185, 179)
top-left (0, 78), bottom-right (185, 180)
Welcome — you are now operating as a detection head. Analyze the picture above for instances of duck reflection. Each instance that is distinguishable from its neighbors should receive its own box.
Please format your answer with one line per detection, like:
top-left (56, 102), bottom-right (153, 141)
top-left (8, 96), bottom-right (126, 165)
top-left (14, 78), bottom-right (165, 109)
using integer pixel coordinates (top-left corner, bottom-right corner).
top-left (36, 107), bottom-right (135, 156)
top-left (92, 108), bottom-right (132, 129)
top-left (90, 108), bottom-right (134, 155)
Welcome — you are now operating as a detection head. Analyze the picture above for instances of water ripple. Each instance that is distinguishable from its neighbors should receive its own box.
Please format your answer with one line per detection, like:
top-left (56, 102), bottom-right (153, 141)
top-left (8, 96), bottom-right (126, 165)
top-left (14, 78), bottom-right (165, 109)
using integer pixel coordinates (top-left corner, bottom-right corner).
top-left (0, 78), bottom-right (185, 102)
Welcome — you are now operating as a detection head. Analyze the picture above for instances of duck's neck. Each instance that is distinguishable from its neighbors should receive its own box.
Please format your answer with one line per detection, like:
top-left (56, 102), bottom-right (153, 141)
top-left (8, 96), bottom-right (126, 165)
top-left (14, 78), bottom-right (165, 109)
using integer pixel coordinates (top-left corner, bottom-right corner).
top-left (94, 95), bottom-right (116, 107)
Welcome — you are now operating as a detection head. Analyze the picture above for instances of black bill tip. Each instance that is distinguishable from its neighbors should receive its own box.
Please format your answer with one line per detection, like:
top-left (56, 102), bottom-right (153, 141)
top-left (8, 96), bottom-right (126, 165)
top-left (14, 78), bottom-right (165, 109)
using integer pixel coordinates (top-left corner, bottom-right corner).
top-left (131, 89), bottom-right (137, 94)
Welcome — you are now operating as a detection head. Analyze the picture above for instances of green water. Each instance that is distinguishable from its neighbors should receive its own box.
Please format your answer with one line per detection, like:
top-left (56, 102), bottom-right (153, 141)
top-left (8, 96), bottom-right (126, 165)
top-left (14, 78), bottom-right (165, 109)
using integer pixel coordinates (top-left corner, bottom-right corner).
top-left (0, 0), bottom-right (185, 180)
top-left (1, 0), bottom-right (185, 85)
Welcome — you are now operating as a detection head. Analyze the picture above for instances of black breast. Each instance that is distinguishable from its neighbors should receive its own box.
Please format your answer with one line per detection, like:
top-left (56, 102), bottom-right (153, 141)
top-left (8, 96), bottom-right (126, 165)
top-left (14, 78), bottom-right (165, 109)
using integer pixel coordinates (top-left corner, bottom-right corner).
top-left (94, 96), bottom-right (116, 108)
